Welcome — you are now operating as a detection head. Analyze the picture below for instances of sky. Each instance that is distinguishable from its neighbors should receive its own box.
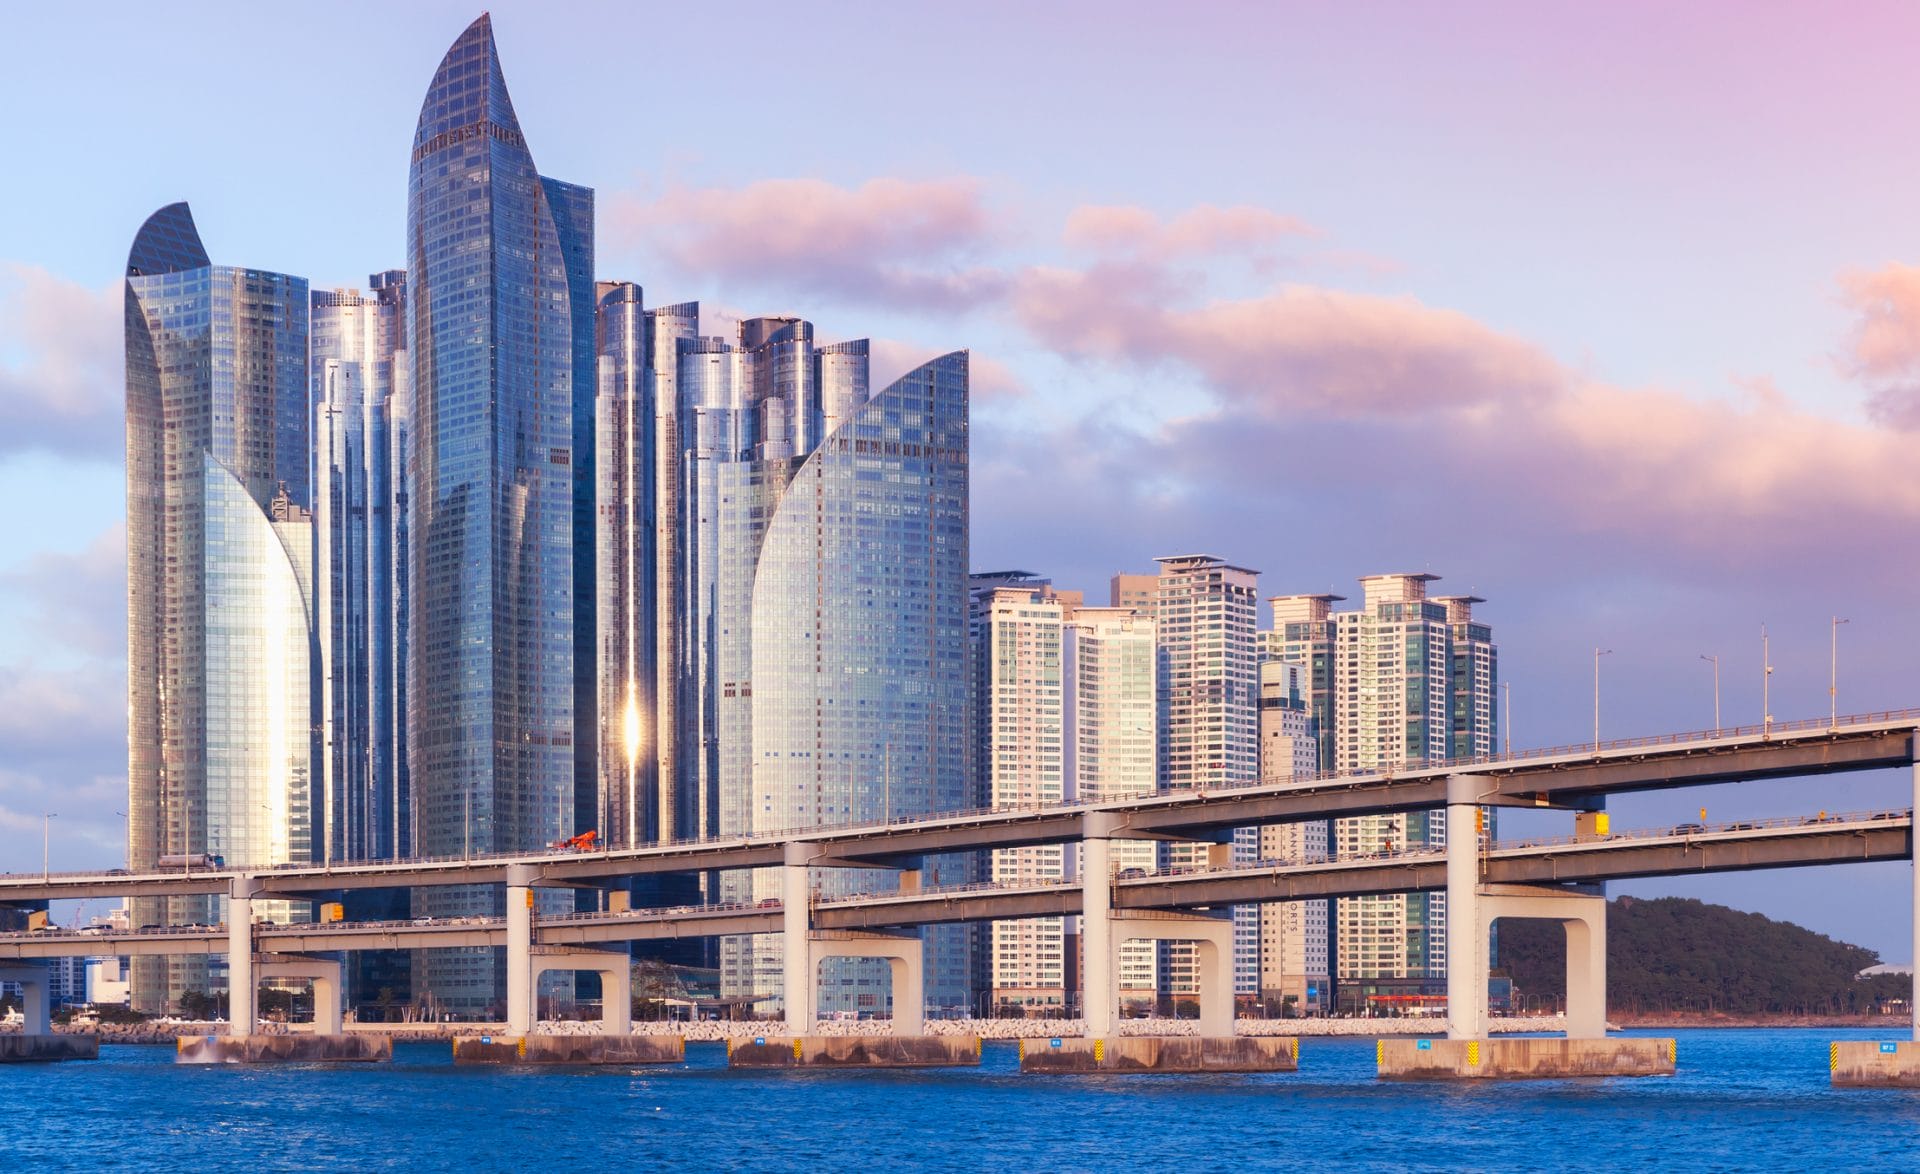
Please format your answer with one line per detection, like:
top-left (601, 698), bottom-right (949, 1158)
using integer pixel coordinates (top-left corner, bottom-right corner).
top-left (2, 1), bottom-right (1918, 956)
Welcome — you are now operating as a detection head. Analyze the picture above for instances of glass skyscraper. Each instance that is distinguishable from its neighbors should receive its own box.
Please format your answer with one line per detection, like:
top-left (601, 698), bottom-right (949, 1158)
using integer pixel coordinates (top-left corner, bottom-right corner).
top-left (312, 272), bottom-right (409, 864)
top-left (406, 14), bottom-right (593, 1014)
top-left (125, 202), bottom-right (313, 1012)
top-left (732, 351), bottom-right (975, 1016)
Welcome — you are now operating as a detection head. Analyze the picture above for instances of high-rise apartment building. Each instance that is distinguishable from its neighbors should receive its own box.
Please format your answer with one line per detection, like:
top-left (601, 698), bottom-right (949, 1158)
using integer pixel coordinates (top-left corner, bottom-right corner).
top-left (1063, 605), bottom-right (1161, 1008)
top-left (1255, 659), bottom-right (1327, 1011)
top-left (1147, 555), bottom-right (1260, 1001)
top-left (405, 15), bottom-right (593, 1013)
top-left (1267, 574), bottom-right (1497, 1012)
top-left (972, 578), bottom-right (1069, 1010)
top-left (125, 202), bottom-right (313, 1011)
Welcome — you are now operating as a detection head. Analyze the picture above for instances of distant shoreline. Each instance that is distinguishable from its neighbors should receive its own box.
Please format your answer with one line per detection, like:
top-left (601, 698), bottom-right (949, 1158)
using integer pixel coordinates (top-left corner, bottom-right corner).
top-left (16, 1011), bottom-right (1910, 1045)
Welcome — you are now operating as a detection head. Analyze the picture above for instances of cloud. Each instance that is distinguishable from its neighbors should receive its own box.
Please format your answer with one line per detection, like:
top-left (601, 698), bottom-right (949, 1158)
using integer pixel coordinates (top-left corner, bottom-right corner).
top-left (1013, 270), bottom-right (1561, 417)
top-left (0, 265), bottom-right (122, 459)
top-left (870, 339), bottom-right (1026, 402)
top-left (1, 523), bottom-right (126, 659)
top-left (1836, 263), bottom-right (1920, 429)
top-left (607, 177), bottom-right (1008, 310)
top-left (1063, 203), bottom-right (1320, 260)
top-left (1001, 261), bottom-right (1920, 587)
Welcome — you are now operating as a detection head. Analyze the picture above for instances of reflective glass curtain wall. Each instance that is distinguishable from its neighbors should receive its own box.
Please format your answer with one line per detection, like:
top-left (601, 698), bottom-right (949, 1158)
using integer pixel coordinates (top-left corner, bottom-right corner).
top-left (125, 203), bottom-right (311, 1011)
top-left (406, 15), bottom-right (589, 1014)
top-left (312, 273), bottom-right (409, 864)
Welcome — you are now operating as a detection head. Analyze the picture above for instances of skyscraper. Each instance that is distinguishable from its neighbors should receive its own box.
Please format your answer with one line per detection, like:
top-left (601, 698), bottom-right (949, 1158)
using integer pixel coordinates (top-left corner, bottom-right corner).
top-left (125, 202), bottom-right (312, 1011)
top-left (972, 577), bottom-right (1069, 1011)
top-left (312, 272), bottom-right (409, 865)
top-left (594, 281), bottom-right (656, 850)
top-left (1149, 555), bottom-right (1261, 1001)
top-left (406, 14), bottom-right (593, 1014)
top-left (721, 351), bottom-right (974, 1017)
top-left (1063, 605), bottom-right (1161, 1009)
top-left (1255, 659), bottom-right (1326, 1012)
top-left (1267, 574), bottom-right (1497, 1012)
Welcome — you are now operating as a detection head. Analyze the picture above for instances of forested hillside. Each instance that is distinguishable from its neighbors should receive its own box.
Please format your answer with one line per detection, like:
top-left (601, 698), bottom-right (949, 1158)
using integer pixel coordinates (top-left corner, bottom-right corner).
top-left (1495, 896), bottom-right (1906, 1014)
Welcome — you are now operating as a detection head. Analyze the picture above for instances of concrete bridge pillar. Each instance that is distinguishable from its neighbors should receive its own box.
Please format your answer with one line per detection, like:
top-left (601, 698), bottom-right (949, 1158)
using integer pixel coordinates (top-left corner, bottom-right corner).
top-left (227, 875), bottom-right (259, 1035)
top-left (0, 965), bottom-right (51, 1035)
top-left (506, 864), bottom-right (537, 1035)
top-left (782, 842), bottom-right (814, 1032)
top-left (1446, 776), bottom-right (1486, 1040)
top-left (804, 932), bottom-right (924, 1034)
top-left (1081, 813), bottom-right (1119, 1037)
top-left (257, 954), bottom-right (345, 1034)
top-left (529, 950), bottom-right (632, 1035)
top-left (1107, 912), bottom-right (1236, 1037)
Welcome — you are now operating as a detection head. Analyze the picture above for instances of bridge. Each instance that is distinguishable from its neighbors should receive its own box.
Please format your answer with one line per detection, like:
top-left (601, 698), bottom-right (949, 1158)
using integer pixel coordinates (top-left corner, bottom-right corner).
top-left (2, 708), bottom-right (1916, 1079)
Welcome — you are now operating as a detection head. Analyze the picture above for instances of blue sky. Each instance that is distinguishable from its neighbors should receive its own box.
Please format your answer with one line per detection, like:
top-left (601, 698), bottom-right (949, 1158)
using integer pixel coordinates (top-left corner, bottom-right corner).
top-left (3, 1), bottom-right (1919, 956)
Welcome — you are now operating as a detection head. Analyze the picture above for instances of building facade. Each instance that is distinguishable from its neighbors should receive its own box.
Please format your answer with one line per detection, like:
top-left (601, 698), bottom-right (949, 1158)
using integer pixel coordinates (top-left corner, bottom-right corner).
top-left (405, 14), bottom-right (593, 1013)
top-left (1267, 574), bottom-right (1497, 1013)
top-left (125, 202), bottom-right (313, 1011)
top-left (1255, 659), bottom-right (1327, 1011)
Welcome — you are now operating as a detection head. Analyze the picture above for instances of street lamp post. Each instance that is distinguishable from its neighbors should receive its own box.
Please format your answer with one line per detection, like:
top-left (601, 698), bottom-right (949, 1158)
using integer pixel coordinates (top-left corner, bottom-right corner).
top-left (42, 812), bottom-right (56, 880)
top-left (1593, 648), bottom-right (1613, 747)
top-left (1700, 654), bottom-right (1720, 733)
top-left (1501, 681), bottom-right (1512, 757)
top-left (1830, 617), bottom-right (1850, 726)
top-left (1762, 624), bottom-right (1773, 732)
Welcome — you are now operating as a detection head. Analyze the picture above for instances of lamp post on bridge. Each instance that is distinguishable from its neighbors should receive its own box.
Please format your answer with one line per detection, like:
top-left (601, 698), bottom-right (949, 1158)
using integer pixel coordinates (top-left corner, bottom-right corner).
top-left (1593, 648), bottom-right (1613, 748)
top-left (1700, 654), bottom-right (1720, 733)
top-left (42, 812), bottom-right (56, 880)
top-left (1830, 617), bottom-right (1849, 727)
top-left (1501, 682), bottom-right (1511, 756)
top-left (1762, 624), bottom-right (1774, 733)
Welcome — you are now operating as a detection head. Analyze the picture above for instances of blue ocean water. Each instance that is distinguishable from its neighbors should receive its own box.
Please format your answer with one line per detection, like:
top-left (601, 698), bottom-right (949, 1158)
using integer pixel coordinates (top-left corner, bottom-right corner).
top-left (4, 1029), bottom-right (1917, 1172)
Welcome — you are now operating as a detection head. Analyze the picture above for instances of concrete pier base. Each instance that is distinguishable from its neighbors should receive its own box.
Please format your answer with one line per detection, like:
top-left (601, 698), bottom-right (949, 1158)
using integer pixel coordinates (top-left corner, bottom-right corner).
top-left (726, 1035), bottom-right (981, 1069)
top-left (1019, 1035), bottom-right (1299, 1074)
top-left (0, 1035), bottom-right (99, 1062)
top-left (1830, 1040), bottom-right (1920, 1087)
top-left (452, 1034), bottom-right (685, 1066)
top-left (175, 1034), bottom-right (391, 1064)
top-left (1378, 1037), bottom-right (1675, 1080)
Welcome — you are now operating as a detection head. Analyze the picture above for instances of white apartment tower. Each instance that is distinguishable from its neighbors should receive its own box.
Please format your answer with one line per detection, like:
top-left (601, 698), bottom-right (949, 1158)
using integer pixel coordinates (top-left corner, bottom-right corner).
top-left (1267, 575), bottom-right (1497, 1012)
top-left (1064, 605), bottom-right (1161, 1008)
top-left (975, 580), bottom-right (1070, 1009)
top-left (1149, 555), bottom-right (1261, 1000)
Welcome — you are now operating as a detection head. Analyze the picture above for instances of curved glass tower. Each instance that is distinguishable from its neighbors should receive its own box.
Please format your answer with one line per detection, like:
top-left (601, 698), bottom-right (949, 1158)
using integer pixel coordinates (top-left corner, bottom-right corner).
top-left (407, 15), bottom-right (592, 1014)
top-left (730, 351), bottom-right (974, 1015)
top-left (125, 203), bottom-right (311, 1011)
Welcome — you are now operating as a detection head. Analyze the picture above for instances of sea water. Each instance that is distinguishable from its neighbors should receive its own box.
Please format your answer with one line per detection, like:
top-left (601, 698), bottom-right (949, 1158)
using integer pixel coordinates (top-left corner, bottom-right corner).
top-left (5, 1029), bottom-right (1918, 1171)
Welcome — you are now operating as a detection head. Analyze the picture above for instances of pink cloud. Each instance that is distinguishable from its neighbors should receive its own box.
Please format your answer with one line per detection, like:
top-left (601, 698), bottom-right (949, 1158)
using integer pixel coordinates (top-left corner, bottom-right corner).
top-left (0, 265), bottom-right (122, 458)
top-left (1006, 262), bottom-right (1920, 571)
top-left (1836, 262), bottom-right (1920, 429)
top-left (1063, 203), bottom-right (1320, 260)
top-left (606, 177), bottom-right (1008, 310)
top-left (1015, 269), bottom-right (1557, 416)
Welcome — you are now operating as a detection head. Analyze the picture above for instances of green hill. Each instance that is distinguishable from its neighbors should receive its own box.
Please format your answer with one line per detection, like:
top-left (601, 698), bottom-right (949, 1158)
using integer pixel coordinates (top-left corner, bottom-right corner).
top-left (1494, 895), bottom-right (1905, 1015)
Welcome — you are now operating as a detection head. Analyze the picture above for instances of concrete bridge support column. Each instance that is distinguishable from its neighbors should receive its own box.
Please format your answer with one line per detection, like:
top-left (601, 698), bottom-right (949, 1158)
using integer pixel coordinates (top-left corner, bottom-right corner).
top-left (1111, 912), bottom-right (1236, 1038)
top-left (1446, 776), bottom-right (1486, 1041)
top-left (0, 964), bottom-right (50, 1035)
top-left (506, 864), bottom-right (537, 1036)
top-left (805, 933), bottom-right (924, 1034)
top-left (530, 950), bottom-right (632, 1035)
top-left (257, 955), bottom-right (345, 1034)
top-left (1081, 813), bottom-right (1119, 1038)
top-left (227, 875), bottom-right (258, 1035)
top-left (1477, 885), bottom-right (1607, 1039)
top-left (782, 842), bottom-right (814, 1032)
